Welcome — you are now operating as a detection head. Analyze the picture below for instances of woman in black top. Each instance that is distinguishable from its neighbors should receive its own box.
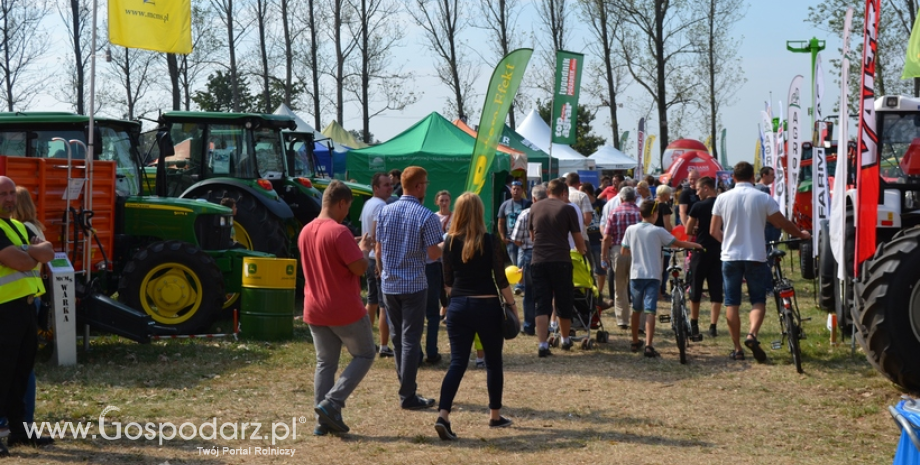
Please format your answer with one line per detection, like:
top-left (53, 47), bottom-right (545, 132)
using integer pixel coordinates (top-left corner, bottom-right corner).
top-left (435, 193), bottom-right (515, 441)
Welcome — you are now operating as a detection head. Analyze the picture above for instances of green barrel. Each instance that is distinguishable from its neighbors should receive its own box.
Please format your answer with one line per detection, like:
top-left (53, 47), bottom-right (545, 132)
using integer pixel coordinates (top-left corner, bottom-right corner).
top-left (240, 257), bottom-right (297, 341)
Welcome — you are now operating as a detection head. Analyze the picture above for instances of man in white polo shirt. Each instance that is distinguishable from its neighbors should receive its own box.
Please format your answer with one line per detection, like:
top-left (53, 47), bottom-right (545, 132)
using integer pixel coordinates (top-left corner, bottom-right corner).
top-left (710, 162), bottom-right (810, 363)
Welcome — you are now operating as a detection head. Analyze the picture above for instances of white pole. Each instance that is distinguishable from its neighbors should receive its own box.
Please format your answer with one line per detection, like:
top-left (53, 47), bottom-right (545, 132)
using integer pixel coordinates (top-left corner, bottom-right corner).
top-left (84, 0), bottom-right (97, 283)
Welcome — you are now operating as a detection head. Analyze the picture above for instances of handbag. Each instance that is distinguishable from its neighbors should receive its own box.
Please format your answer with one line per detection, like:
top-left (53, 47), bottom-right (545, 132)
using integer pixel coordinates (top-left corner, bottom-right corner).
top-left (501, 301), bottom-right (520, 340)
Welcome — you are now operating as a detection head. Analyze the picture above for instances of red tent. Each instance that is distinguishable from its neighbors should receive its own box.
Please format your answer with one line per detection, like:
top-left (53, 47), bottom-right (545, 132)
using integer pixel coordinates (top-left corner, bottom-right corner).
top-left (660, 150), bottom-right (723, 187)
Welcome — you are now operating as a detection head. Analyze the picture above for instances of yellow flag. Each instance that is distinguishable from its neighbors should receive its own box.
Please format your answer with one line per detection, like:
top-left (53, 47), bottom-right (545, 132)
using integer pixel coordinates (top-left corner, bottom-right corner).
top-left (704, 135), bottom-right (713, 153)
top-left (109, 0), bottom-right (192, 54)
top-left (643, 134), bottom-right (656, 172)
top-left (754, 138), bottom-right (762, 174)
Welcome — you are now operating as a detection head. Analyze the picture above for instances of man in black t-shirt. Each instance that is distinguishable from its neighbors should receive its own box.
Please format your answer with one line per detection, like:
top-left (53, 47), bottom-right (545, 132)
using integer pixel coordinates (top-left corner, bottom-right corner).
top-left (678, 168), bottom-right (700, 228)
top-left (684, 176), bottom-right (722, 338)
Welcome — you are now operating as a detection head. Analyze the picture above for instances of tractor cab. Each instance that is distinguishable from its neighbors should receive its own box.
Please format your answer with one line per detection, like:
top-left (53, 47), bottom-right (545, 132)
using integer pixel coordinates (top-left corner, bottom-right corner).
top-left (875, 96), bottom-right (920, 216)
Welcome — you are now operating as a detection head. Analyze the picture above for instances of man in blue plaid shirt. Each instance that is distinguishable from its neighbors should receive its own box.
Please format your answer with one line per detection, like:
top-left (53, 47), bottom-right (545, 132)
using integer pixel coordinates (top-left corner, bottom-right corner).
top-left (511, 184), bottom-right (545, 336)
top-left (375, 166), bottom-right (443, 410)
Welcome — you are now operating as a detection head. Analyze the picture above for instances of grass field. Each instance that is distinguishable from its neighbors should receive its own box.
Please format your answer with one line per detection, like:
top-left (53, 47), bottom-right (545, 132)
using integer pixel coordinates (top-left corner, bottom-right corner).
top-left (8, 252), bottom-right (912, 464)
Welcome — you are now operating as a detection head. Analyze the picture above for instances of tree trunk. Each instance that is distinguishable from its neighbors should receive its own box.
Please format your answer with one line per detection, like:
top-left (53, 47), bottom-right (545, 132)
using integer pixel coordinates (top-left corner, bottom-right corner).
top-left (181, 55), bottom-right (192, 110)
top-left (226, 0), bottom-right (239, 112)
top-left (281, 0), bottom-right (293, 106)
top-left (655, 0), bottom-right (669, 167)
top-left (257, 0), bottom-right (271, 113)
top-left (123, 49), bottom-right (134, 119)
top-left (2, 11), bottom-right (12, 112)
top-left (334, 0), bottom-right (344, 124)
top-left (708, 0), bottom-right (717, 160)
top-left (167, 53), bottom-right (181, 110)
top-left (70, 0), bottom-right (84, 114)
top-left (309, 0), bottom-right (320, 128)
top-left (360, 0), bottom-right (370, 142)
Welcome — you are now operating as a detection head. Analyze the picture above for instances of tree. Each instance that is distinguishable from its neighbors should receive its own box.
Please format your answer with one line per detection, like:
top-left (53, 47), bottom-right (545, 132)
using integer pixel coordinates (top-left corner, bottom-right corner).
top-left (102, 46), bottom-right (156, 120)
top-left (536, 99), bottom-right (606, 155)
top-left (578, 0), bottom-right (629, 149)
top-left (611, 0), bottom-right (701, 168)
top-left (0, 0), bottom-right (50, 111)
top-left (688, 0), bottom-right (746, 160)
top-left (409, 0), bottom-right (474, 120)
top-left (57, 0), bottom-right (93, 114)
top-left (210, 0), bottom-right (252, 112)
top-left (807, 0), bottom-right (918, 114)
top-left (532, 0), bottom-right (569, 93)
top-left (192, 71), bottom-right (258, 112)
top-left (277, 0), bottom-right (303, 107)
top-left (252, 0), bottom-right (274, 113)
top-left (347, 0), bottom-right (418, 143)
top-left (475, 0), bottom-right (524, 128)
top-left (329, 0), bottom-right (358, 124)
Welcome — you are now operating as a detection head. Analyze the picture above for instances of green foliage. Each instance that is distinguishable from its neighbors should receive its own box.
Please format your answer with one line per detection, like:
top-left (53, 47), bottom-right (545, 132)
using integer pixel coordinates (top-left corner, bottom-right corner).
top-left (536, 99), bottom-right (606, 156)
top-left (192, 71), bottom-right (304, 114)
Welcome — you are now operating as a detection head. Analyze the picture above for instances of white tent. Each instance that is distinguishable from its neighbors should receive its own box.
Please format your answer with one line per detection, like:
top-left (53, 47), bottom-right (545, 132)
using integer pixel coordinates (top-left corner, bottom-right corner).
top-left (516, 109), bottom-right (595, 172)
top-left (273, 104), bottom-right (346, 151)
top-left (589, 145), bottom-right (637, 170)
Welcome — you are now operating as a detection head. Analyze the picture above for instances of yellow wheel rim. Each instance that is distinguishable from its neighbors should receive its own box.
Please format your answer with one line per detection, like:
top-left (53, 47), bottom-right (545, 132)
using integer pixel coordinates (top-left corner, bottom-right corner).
top-left (140, 262), bottom-right (204, 325)
top-left (234, 222), bottom-right (255, 250)
top-left (223, 293), bottom-right (239, 309)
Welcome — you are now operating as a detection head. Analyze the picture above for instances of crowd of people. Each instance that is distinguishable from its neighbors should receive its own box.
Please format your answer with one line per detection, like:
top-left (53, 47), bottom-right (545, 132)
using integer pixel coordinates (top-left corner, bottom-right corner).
top-left (299, 161), bottom-right (813, 441)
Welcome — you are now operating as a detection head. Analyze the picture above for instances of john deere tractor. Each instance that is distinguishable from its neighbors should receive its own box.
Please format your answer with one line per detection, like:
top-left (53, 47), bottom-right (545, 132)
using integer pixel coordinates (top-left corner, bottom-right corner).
top-left (825, 95), bottom-right (920, 392)
top-left (0, 112), bottom-right (269, 339)
top-left (147, 112), bottom-right (325, 257)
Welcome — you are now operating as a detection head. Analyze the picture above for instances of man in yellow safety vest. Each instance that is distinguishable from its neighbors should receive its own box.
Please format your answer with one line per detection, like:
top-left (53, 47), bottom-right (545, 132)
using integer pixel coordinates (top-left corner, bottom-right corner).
top-left (0, 176), bottom-right (54, 452)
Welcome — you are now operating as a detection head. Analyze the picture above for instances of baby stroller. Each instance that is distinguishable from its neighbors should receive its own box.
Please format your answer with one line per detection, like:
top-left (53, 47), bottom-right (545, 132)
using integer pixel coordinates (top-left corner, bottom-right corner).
top-left (547, 250), bottom-right (610, 349)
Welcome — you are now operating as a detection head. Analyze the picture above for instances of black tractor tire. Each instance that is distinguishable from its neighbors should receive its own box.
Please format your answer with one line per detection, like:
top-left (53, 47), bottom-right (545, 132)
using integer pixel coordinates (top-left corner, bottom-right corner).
top-left (197, 187), bottom-right (289, 257)
top-left (838, 209), bottom-right (856, 333)
top-left (800, 239), bottom-right (816, 280)
top-left (854, 225), bottom-right (920, 393)
top-left (119, 240), bottom-right (224, 334)
top-left (818, 227), bottom-right (836, 311)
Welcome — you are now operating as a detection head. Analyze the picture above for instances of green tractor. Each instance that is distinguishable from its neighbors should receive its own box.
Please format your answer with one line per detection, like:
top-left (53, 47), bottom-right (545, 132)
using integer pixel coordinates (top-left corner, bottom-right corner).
top-left (281, 130), bottom-right (375, 233)
top-left (147, 112), bottom-right (325, 257)
top-left (0, 112), bottom-right (270, 339)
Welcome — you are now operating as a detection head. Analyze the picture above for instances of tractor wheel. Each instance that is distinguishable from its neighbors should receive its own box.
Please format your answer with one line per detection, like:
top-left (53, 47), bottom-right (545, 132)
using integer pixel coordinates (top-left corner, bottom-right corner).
top-left (800, 239), bottom-right (816, 280)
top-left (119, 240), bottom-right (224, 334)
top-left (198, 187), bottom-right (289, 258)
top-left (818, 228), bottom-right (836, 311)
top-left (854, 225), bottom-right (920, 392)
top-left (838, 209), bottom-right (856, 333)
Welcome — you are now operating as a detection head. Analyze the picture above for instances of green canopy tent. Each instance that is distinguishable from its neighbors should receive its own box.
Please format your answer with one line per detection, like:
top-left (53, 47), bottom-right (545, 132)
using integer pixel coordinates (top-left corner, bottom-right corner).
top-left (501, 125), bottom-right (557, 181)
top-left (347, 112), bottom-right (511, 226)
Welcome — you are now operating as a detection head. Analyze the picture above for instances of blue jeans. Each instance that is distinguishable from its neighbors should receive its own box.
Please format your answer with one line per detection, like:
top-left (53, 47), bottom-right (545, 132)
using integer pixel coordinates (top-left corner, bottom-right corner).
top-left (384, 290), bottom-right (428, 405)
top-left (519, 248), bottom-right (535, 334)
top-left (309, 315), bottom-right (376, 410)
top-left (424, 262), bottom-right (443, 359)
top-left (722, 261), bottom-right (771, 307)
top-left (630, 279), bottom-right (661, 314)
top-left (506, 242), bottom-right (520, 267)
top-left (438, 297), bottom-right (504, 412)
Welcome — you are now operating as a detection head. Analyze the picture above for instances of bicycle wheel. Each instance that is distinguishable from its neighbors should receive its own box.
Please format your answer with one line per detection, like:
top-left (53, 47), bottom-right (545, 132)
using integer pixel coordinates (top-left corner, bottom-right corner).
top-left (783, 306), bottom-right (803, 374)
top-left (672, 288), bottom-right (688, 364)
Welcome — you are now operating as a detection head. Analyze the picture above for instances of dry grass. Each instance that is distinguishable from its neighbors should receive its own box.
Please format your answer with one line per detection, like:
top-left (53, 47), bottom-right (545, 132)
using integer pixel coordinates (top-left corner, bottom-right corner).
top-left (8, 258), bottom-right (908, 464)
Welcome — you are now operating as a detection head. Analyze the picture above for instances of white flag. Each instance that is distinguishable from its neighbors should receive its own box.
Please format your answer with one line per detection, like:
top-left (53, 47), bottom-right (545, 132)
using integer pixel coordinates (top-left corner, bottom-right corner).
top-left (813, 136), bottom-right (830, 257)
top-left (830, 7), bottom-right (854, 279)
top-left (761, 111), bottom-right (775, 195)
top-left (774, 105), bottom-right (787, 217)
top-left (787, 76), bottom-right (804, 216)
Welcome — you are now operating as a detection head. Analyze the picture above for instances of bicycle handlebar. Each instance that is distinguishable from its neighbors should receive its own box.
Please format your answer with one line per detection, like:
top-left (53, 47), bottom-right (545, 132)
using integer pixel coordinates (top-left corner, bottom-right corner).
top-left (767, 238), bottom-right (803, 246)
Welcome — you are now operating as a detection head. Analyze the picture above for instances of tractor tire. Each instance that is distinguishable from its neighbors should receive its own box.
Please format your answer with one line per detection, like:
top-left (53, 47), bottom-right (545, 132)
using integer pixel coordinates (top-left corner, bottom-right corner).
top-left (818, 228), bottom-right (836, 311)
top-left (800, 239), bottom-right (816, 280)
top-left (198, 187), bottom-right (289, 257)
top-left (854, 225), bottom-right (920, 393)
top-left (119, 240), bottom-right (224, 334)
top-left (838, 209), bottom-right (856, 333)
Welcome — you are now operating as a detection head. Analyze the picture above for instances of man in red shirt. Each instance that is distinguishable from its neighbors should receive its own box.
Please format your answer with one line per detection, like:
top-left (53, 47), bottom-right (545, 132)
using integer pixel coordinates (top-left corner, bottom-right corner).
top-left (299, 180), bottom-right (376, 436)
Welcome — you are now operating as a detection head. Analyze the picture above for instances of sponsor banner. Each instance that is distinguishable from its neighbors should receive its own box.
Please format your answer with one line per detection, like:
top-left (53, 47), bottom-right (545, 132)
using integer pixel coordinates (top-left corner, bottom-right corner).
top-left (551, 50), bottom-right (584, 145)
top-left (855, 0), bottom-right (880, 274)
top-left (830, 7), bottom-right (854, 279)
top-left (109, 0), bottom-right (192, 54)
top-left (787, 76), bottom-right (804, 217)
top-left (466, 48), bottom-right (533, 194)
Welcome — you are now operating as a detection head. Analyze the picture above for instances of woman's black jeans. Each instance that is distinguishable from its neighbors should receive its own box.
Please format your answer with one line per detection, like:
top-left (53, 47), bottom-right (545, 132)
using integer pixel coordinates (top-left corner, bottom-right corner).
top-left (437, 296), bottom-right (504, 412)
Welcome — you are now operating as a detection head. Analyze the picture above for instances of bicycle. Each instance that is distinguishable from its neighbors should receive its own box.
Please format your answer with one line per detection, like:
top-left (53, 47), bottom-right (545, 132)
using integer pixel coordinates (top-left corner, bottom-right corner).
top-left (766, 239), bottom-right (809, 374)
top-left (658, 248), bottom-right (704, 364)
